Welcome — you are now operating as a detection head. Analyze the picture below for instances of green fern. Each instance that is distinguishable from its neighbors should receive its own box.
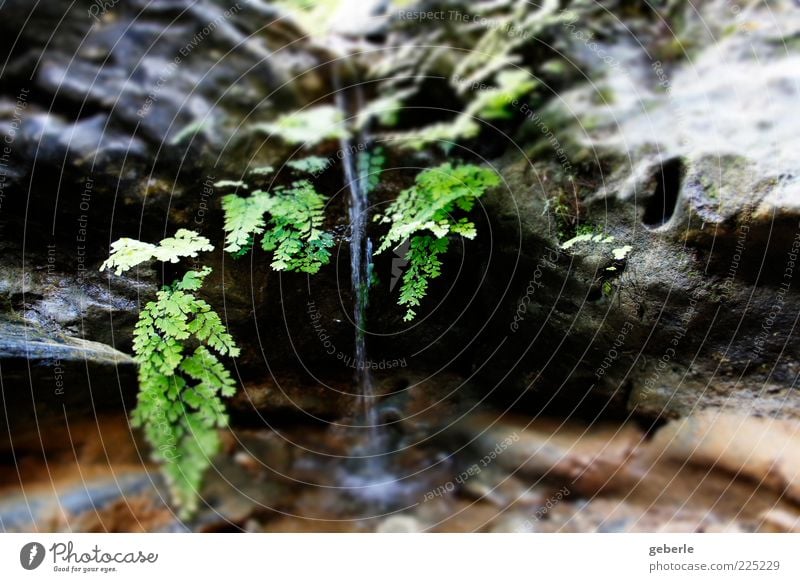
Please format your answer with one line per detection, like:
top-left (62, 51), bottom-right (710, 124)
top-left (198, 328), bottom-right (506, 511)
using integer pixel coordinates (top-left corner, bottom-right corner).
top-left (389, 69), bottom-right (537, 150)
top-left (560, 229), bottom-right (633, 271)
top-left (222, 180), bottom-right (334, 273)
top-left (100, 229), bottom-right (213, 275)
top-left (101, 232), bottom-right (240, 518)
top-left (450, 0), bottom-right (563, 90)
top-left (221, 191), bottom-right (274, 255)
top-left (398, 235), bottom-right (449, 321)
top-left (375, 163), bottom-right (499, 253)
top-left (249, 165), bottom-right (275, 176)
top-left (213, 180), bottom-right (248, 189)
top-left (375, 163), bottom-right (499, 320)
top-left (358, 147), bottom-right (385, 194)
top-left (356, 89), bottom-right (415, 129)
top-left (252, 105), bottom-right (347, 146)
top-left (132, 267), bottom-right (239, 518)
top-left (286, 156), bottom-right (330, 174)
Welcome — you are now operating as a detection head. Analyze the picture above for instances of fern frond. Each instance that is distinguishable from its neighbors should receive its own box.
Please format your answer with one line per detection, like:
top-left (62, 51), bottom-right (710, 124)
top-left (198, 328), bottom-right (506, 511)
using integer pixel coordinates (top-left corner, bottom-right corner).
top-left (100, 229), bottom-right (213, 275)
top-left (221, 191), bottom-right (274, 254)
top-left (375, 163), bottom-right (499, 320)
top-left (398, 235), bottom-right (449, 321)
top-left (222, 180), bottom-right (334, 273)
top-left (286, 156), bottom-right (330, 174)
top-left (251, 105), bottom-right (347, 146)
top-left (375, 163), bottom-right (499, 254)
top-left (120, 263), bottom-right (240, 518)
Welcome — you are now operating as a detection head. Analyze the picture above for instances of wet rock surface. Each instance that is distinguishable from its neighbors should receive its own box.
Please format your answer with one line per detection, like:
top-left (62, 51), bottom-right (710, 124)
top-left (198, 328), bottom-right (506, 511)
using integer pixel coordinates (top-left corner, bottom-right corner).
top-left (0, 0), bottom-right (346, 419)
top-left (5, 410), bottom-right (798, 533)
top-left (0, 317), bottom-right (137, 449)
top-left (466, 0), bottom-right (800, 422)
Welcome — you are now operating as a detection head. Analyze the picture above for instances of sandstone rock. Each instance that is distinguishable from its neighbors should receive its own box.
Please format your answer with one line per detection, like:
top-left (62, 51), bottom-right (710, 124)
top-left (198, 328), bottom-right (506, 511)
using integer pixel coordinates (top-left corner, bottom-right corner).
top-left (376, 514), bottom-right (421, 533)
top-left (651, 411), bottom-right (800, 503)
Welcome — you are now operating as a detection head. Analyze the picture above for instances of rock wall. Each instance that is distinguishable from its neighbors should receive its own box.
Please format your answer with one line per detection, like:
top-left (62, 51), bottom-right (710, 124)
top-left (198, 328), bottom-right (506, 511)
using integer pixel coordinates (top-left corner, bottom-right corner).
top-left (1, 0), bottom-right (799, 439)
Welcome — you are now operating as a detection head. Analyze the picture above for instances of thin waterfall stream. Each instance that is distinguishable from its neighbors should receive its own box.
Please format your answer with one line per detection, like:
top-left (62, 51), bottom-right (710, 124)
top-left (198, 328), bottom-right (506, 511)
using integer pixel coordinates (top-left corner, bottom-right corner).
top-left (332, 61), bottom-right (399, 504)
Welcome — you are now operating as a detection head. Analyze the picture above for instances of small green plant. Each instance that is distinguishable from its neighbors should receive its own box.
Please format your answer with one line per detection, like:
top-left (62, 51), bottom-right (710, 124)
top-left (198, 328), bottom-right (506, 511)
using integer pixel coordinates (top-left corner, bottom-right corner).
top-left (544, 189), bottom-right (580, 240)
top-left (249, 165), bottom-right (275, 176)
top-left (396, 235), bottom-right (449, 320)
top-left (286, 156), bottom-right (331, 174)
top-left (389, 69), bottom-right (536, 150)
top-left (222, 180), bottom-right (334, 273)
top-left (171, 120), bottom-right (209, 145)
top-left (100, 229), bottom-right (213, 275)
top-left (375, 163), bottom-right (499, 320)
top-left (561, 229), bottom-right (632, 267)
top-left (560, 227), bottom-right (633, 292)
top-left (100, 233), bottom-right (239, 518)
top-left (356, 90), bottom-right (415, 130)
top-left (104, 174), bottom-right (337, 517)
top-left (274, 0), bottom-right (347, 37)
top-left (213, 179), bottom-right (248, 189)
top-left (252, 105), bottom-right (347, 146)
top-left (358, 146), bottom-right (385, 193)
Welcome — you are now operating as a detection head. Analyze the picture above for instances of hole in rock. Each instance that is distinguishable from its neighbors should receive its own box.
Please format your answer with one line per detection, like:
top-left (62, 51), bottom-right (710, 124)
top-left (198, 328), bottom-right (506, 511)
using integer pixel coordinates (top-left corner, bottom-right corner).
top-left (586, 286), bottom-right (604, 302)
top-left (643, 158), bottom-right (683, 227)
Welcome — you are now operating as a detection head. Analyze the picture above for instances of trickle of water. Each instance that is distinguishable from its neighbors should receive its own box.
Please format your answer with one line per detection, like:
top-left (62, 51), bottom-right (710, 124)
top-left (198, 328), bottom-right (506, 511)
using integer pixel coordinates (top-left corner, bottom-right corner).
top-left (297, 53), bottom-right (430, 513)
top-left (333, 63), bottom-right (387, 474)
top-left (327, 59), bottom-right (429, 511)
